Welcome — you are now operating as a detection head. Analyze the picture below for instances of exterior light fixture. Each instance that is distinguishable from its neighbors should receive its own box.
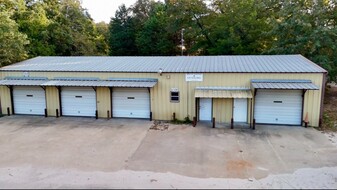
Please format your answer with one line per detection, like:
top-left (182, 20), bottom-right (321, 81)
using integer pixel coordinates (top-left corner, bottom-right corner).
top-left (158, 68), bottom-right (163, 76)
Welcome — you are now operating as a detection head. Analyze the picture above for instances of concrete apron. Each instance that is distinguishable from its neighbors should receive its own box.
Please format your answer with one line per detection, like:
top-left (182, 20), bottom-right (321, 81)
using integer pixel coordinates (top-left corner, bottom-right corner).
top-left (0, 116), bottom-right (336, 180)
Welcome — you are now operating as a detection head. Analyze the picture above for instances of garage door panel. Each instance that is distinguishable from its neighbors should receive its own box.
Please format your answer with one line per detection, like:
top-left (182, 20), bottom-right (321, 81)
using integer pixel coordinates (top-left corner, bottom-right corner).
top-left (255, 90), bottom-right (302, 125)
top-left (13, 86), bottom-right (46, 115)
top-left (61, 87), bottom-right (96, 117)
top-left (113, 88), bottom-right (150, 119)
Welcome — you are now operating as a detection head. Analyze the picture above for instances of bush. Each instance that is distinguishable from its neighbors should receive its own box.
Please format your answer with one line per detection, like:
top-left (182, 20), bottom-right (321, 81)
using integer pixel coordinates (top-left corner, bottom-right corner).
top-left (171, 116), bottom-right (192, 125)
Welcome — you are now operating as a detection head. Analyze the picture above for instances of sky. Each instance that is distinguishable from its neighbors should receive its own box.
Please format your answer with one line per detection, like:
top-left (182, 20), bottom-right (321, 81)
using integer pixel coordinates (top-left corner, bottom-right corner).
top-left (81, 0), bottom-right (137, 23)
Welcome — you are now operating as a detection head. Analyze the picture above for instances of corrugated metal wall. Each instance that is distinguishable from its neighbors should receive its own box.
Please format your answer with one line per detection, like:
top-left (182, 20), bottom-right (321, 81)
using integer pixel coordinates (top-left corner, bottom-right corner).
top-left (0, 86), bottom-right (11, 114)
top-left (97, 87), bottom-right (110, 118)
top-left (46, 87), bottom-right (59, 116)
top-left (213, 98), bottom-right (233, 123)
top-left (0, 71), bottom-right (323, 126)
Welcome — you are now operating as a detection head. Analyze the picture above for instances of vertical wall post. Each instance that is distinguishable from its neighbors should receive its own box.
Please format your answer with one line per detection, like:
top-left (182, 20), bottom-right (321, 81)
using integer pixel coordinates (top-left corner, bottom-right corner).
top-left (195, 98), bottom-right (198, 122)
top-left (7, 107), bottom-right (10, 116)
top-left (9, 86), bottom-right (14, 115)
top-left (44, 109), bottom-right (48, 117)
top-left (57, 87), bottom-right (62, 116)
top-left (253, 89), bottom-right (257, 130)
top-left (56, 109), bottom-right (59, 118)
top-left (173, 112), bottom-right (176, 121)
top-left (253, 119), bottom-right (256, 130)
top-left (148, 87), bottom-right (152, 121)
top-left (212, 117), bottom-right (215, 128)
top-left (249, 98), bottom-right (253, 128)
top-left (231, 118), bottom-right (234, 129)
top-left (107, 110), bottom-right (110, 120)
top-left (301, 89), bottom-right (307, 127)
top-left (95, 110), bottom-right (98, 119)
top-left (109, 87), bottom-right (113, 118)
top-left (193, 116), bottom-right (196, 127)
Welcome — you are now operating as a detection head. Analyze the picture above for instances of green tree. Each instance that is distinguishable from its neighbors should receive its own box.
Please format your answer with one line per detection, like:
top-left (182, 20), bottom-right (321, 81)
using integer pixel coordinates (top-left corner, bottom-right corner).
top-left (136, 2), bottom-right (175, 55)
top-left (52, 0), bottom-right (97, 55)
top-left (266, 0), bottom-right (337, 81)
top-left (0, 3), bottom-right (29, 66)
top-left (208, 0), bottom-right (272, 55)
top-left (15, 0), bottom-right (55, 56)
top-left (95, 22), bottom-right (109, 55)
top-left (108, 4), bottom-right (138, 56)
top-left (166, 0), bottom-right (214, 55)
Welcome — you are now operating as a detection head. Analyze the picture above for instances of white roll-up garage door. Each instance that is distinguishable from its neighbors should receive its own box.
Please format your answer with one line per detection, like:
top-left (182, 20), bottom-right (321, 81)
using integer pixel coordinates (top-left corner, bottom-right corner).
top-left (112, 88), bottom-right (150, 119)
top-left (13, 86), bottom-right (46, 115)
top-left (254, 90), bottom-right (303, 125)
top-left (61, 87), bottom-right (96, 117)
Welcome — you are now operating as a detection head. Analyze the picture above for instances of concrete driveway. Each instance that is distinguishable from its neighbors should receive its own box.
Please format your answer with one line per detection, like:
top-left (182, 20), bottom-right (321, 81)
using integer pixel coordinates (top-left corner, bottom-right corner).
top-left (129, 122), bottom-right (337, 179)
top-left (0, 116), bottom-right (336, 188)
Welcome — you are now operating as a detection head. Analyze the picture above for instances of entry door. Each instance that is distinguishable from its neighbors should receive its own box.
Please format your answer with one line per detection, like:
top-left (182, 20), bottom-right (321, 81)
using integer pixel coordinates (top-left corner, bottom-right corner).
top-left (199, 98), bottom-right (212, 121)
top-left (112, 88), bottom-right (150, 118)
top-left (254, 90), bottom-right (302, 125)
top-left (13, 86), bottom-right (46, 115)
top-left (234, 98), bottom-right (248, 122)
top-left (61, 87), bottom-right (96, 117)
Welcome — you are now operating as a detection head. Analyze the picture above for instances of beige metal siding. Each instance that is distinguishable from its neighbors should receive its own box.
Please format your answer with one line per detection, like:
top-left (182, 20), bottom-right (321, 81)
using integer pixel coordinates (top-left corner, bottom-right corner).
top-left (97, 87), bottom-right (110, 118)
top-left (186, 73), bottom-right (323, 126)
top-left (213, 98), bottom-right (233, 123)
top-left (0, 71), bottom-right (323, 126)
top-left (46, 86), bottom-right (59, 116)
top-left (0, 86), bottom-right (11, 114)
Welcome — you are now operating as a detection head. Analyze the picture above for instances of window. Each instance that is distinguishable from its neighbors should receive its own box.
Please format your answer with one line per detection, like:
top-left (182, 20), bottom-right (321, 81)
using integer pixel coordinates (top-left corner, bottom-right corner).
top-left (170, 91), bottom-right (179, 102)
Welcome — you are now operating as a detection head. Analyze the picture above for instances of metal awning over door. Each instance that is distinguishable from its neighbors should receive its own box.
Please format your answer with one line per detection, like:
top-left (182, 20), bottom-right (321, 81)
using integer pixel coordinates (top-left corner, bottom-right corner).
top-left (195, 87), bottom-right (253, 98)
top-left (251, 79), bottom-right (319, 90)
top-left (0, 78), bottom-right (158, 88)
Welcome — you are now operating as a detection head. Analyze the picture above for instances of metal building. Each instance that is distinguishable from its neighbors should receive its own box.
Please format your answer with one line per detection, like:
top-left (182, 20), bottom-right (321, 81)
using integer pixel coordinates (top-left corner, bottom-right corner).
top-left (0, 55), bottom-right (327, 127)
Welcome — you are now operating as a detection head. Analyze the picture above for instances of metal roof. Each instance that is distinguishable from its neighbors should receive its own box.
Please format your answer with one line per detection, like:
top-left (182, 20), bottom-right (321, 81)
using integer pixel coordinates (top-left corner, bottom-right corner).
top-left (0, 55), bottom-right (327, 73)
top-left (0, 79), bottom-right (157, 88)
top-left (195, 87), bottom-right (253, 98)
top-left (251, 79), bottom-right (319, 90)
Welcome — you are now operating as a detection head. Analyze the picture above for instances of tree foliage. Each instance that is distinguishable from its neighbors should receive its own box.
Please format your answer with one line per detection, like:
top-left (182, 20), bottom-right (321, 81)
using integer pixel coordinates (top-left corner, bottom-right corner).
top-left (266, 0), bottom-right (337, 80)
top-left (108, 0), bottom-right (337, 81)
top-left (0, 0), bottom-right (109, 62)
top-left (0, 1), bottom-right (29, 66)
top-left (0, 0), bottom-right (336, 81)
top-left (109, 4), bottom-right (137, 56)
